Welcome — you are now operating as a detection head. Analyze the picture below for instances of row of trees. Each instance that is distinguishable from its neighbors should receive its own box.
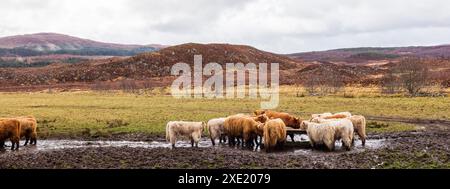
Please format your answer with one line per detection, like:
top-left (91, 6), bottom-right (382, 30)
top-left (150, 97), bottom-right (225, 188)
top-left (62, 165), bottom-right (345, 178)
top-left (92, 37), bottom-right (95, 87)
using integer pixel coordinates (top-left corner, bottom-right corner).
top-left (90, 58), bottom-right (437, 96)
top-left (304, 72), bottom-right (345, 95)
top-left (303, 58), bottom-right (437, 96)
top-left (92, 79), bottom-right (156, 93)
top-left (381, 58), bottom-right (431, 96)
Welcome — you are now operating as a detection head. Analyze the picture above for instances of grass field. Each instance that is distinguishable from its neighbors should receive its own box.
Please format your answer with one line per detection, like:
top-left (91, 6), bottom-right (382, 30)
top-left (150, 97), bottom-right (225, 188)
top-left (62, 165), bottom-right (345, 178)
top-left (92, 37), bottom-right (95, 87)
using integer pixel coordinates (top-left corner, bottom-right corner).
top-left (0, 88), bottom-right (448, 138)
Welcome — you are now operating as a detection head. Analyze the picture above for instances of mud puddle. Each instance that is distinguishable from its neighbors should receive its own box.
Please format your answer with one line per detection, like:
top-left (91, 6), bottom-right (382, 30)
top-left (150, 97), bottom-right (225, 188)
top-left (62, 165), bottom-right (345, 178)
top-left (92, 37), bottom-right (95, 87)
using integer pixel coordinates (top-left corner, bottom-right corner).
top-left (2, 138), bottom-right (213, 153)
top-left (2, 136), bottom-right (386, 155)
top-left (291, 138), bottom-right (386, 155)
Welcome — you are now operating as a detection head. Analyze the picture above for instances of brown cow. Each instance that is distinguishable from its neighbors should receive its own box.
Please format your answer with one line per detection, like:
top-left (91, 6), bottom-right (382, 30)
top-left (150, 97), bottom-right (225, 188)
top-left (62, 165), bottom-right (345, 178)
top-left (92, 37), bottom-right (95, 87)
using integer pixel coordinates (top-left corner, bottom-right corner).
top-left (263, 118), bottom-right (287, 152)
top-left (224, 114), bottom-right (268, 147)
top-left (0, 119), bottom-right (21, 150)
top-left (1, 116), bottom-right (38, 146)
top-left (17, 116), bottom-right (38, 145)
top-left (254, 110), bottom-right (301, 142)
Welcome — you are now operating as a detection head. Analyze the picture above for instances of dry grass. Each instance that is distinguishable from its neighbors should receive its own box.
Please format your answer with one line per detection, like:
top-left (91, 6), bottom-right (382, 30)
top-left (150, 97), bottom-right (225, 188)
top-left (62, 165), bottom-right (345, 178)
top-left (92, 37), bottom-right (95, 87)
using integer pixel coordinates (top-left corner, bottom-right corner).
top-left (0, 86), bottom-right (447, 138)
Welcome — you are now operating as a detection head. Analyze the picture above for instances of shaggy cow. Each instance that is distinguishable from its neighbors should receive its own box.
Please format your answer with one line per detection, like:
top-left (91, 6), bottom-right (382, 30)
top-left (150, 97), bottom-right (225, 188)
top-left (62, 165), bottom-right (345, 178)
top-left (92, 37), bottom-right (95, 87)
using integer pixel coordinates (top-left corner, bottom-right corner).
top-left (166, 121), bottom-right (205, 148)
top-left (262, 118), bottom-right (287, 152)
top-left (0, 119), bottom-right (21, 150)
top-left (311, 114), bottom-right (367, 146)
top-left (207, 118), bottom-right (227, 146)
top-left (310, 112), bottom-right (333, 119)
top-left (224, 114), bottom-right (267, 147)
top-left (253, 110), bottom-right (300, 128)
top-left (255, 121), bottom-right (266, 147)
top-left (348, 115), bottom-right (367, 146)
top-left (1, 116), bottom-right (38, 146)
top-left (254, 109), bottom-right (301, 142)
top-left (300, 119), bottom-right (354, 151)
top-left (322, 112), bottom-right (352, 119)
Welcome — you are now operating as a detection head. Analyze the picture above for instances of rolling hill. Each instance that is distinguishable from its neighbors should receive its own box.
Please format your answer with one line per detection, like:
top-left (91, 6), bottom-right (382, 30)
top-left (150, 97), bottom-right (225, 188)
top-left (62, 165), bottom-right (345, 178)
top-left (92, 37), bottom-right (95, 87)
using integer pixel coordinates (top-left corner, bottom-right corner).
top-left (0, 43), bottom-right (305, 89)
top-left (0, 39), bottom-right (448, 91)
top-left (0, 33), bottom-right (164, 57)
top-left (289, 45), bottom-right (450, 63)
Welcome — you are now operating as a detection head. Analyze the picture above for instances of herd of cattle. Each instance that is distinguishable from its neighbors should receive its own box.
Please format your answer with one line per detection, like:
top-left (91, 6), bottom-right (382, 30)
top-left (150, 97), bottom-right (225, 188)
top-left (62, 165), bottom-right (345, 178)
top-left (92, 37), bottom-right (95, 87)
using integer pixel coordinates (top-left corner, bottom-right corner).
top-left (0, 111), bottom-right (367, 153)
top-left (0, 116), bottom-right (38, 150)
top-left (166, 110), bottom-right (367, 152)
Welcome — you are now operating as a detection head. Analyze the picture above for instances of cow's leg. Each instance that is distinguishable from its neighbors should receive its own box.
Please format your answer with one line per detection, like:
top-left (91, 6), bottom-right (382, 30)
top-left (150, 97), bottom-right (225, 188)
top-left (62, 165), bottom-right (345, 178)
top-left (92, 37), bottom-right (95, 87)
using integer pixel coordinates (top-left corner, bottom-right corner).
top-left (265, 146), bottom-right (271, 153)
top-left (230, 136), bottom-right (235, 146)
top-left (359, 131), bottom-right (366, 146)
top-left (329, 142), bottom-right (335, 152)
top-left (31, 133), bottom-right (37, 145)
top-left (310, 141), bottom-right (315, 150)
top-left (15, 139), bottom-right (19, 150)
top-left (220, 135), bottom-right (226, 144)
top-left (10, 139), bottom-right (15, 151)
top-left (351, 134), bottom-right (355, 146)
top-left (171, 136), bottom-right (176, 148)
top-left (221, 135), bottom-right (227, 143)
top-left (24, 137), bottom-right (29, 146)
top-left (191, 139), bottom-right (194, 148)
top-left (210, 137), bottom-right (215, 146)
top-left (247, 138), bottom-right (253, 148)
top-left (289, 133), bottom-right (295, 142)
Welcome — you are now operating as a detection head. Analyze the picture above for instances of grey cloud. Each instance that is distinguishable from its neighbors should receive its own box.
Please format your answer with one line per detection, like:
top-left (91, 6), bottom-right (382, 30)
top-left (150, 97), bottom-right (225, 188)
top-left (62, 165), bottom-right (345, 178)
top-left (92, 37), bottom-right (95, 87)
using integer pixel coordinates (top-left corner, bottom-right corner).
top-left (1, 0), bottom-right (450, 53)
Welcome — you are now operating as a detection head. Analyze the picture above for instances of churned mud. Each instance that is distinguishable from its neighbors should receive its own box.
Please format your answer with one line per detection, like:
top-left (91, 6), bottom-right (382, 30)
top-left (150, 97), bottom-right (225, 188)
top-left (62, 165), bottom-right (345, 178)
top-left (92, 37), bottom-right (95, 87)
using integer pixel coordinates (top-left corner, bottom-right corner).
top-left (0, 118), bottom-right (448, 169)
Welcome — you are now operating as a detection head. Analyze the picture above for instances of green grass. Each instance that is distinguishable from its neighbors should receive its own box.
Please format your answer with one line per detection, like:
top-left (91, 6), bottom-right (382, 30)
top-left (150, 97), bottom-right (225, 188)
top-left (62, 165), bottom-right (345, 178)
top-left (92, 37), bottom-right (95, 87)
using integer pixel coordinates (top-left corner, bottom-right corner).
top-left (366, 121), bottom-right (421, 133)
top-left (380, 150), bottom-right (450, 169)
top-left (0, 91), bottom-right (448, 138)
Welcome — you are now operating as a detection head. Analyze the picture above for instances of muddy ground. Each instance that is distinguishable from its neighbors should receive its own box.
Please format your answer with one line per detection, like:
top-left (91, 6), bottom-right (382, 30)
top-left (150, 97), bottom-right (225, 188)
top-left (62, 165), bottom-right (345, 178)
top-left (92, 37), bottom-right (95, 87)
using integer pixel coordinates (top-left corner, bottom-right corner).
top-left (0, 117), bottom-right (448, 169)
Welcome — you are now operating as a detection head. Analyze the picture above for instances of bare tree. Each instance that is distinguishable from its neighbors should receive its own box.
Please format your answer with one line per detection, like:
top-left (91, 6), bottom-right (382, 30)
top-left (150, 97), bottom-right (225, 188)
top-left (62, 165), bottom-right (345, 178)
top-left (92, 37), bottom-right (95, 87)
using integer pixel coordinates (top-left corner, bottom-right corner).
top-left (304, 76), bottom-right (320, 95)
top-left (143, 80), bottom-right (154, 89)
top-left (119, 79), bottom-right (138, 93)
top-left (328, 73), bottom-right (345, 94)
top-left (321, 72), bottom-right (344, 94)
top-left (381, 69), bottom-right (401, 94)
top-left (399, 58), bottom-right (429, 95)
top-left (92, 81), bottom-right (110, 91)
top-left (394, 58), bottom-right (429, 96)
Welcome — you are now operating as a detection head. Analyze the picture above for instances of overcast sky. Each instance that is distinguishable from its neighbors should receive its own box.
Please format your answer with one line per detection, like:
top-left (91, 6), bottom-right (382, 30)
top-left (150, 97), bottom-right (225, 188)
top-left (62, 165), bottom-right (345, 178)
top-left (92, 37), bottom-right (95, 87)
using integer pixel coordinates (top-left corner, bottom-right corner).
top-left (1, 0), bottom-right (450, 53)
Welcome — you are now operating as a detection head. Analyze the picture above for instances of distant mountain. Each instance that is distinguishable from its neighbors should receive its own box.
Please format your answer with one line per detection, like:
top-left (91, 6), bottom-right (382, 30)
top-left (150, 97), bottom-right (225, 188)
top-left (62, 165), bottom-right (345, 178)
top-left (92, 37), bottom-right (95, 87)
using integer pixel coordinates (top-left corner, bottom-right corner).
top-left (134, 43), bottom-right (301, 69)
top-left (0, 33), bottom-right (165, 56)
top-left (289, 45), bottom-right (450, 63)
top-left (1, 42), bottom-right (448, 91)
top-left (0, 43), bottom-right (304, 88)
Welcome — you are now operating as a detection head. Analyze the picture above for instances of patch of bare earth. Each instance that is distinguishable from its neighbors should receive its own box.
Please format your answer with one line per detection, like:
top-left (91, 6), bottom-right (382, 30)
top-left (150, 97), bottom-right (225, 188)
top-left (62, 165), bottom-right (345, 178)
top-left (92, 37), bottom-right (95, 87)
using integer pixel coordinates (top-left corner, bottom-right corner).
top-left (0, 117), bottom-right (448, 169)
